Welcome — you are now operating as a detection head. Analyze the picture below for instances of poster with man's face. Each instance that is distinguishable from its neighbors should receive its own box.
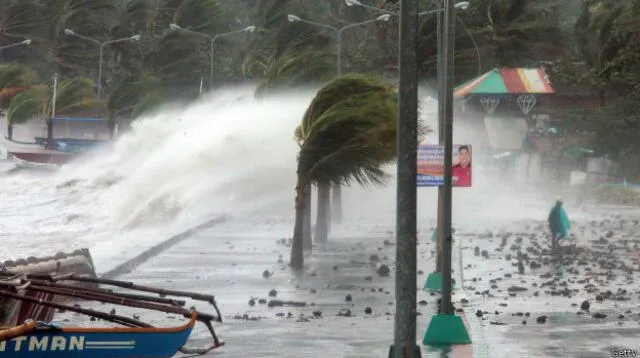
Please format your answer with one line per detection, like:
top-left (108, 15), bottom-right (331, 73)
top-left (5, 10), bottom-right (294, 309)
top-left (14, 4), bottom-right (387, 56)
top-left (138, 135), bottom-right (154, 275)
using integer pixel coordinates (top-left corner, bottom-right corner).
top-left (417, 144), bottom-right (472, 187)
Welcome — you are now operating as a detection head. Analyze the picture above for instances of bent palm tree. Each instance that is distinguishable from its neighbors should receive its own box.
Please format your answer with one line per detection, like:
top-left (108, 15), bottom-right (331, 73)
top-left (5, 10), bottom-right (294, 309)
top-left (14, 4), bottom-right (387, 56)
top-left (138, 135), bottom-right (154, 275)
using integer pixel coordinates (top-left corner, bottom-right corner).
top-left (290, 74), bottom-right (399, 269)
top-left (107, 74), bottom-right (165, 126)
top-left (7, 77), bottom-right (103, 144)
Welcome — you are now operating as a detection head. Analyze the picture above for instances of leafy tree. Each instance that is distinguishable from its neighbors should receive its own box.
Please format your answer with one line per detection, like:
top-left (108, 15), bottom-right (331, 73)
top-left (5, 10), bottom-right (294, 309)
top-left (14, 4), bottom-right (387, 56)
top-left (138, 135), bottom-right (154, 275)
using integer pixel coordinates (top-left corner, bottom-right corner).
top-left (0, 63), bottom-right (39, 115)
top-left (6, 77), bottom-right (103, 142)
top-left (291, 74), bottom-right (399, 269)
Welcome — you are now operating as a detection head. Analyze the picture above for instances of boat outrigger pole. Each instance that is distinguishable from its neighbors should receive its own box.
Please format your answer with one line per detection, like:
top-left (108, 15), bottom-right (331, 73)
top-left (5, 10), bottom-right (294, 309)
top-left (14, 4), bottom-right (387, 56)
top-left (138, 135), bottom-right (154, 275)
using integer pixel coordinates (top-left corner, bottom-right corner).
top-left (0, 272), bottom-right (223, 323)
top-left (0, 285), bottom-right (224, 354)
top-left (0, 288), bottom-right (151, 327)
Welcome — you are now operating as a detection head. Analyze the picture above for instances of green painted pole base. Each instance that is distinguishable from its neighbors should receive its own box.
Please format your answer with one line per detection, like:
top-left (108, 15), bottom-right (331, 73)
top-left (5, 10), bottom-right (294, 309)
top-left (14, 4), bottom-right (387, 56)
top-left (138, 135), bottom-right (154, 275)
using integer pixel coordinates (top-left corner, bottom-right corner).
top-left (423, 272), bottom-right (456, 291)
top-left (424, 271), bottom-right (442, 291)
top-left (423, 314), bottom-right (472, 346)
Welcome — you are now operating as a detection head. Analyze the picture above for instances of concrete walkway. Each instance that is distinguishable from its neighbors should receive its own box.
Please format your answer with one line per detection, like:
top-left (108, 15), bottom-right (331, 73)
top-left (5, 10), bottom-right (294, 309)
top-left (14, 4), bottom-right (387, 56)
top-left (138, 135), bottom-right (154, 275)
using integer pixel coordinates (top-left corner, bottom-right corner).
top-left (57, 223), bottom-right (493, 357)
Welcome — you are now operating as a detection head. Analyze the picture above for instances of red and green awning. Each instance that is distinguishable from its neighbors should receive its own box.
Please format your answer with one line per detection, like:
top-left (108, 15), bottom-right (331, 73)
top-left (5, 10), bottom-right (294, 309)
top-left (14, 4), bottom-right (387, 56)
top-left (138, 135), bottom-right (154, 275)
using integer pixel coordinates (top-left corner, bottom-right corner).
top-left (454, 68), bottom-right (554, 98)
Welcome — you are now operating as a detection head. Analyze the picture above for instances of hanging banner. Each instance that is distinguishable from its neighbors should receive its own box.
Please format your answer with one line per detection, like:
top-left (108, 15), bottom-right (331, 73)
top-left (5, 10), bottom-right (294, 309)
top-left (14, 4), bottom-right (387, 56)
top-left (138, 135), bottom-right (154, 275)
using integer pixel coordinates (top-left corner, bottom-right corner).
top-left (417, 144), bottom-right (472, 187)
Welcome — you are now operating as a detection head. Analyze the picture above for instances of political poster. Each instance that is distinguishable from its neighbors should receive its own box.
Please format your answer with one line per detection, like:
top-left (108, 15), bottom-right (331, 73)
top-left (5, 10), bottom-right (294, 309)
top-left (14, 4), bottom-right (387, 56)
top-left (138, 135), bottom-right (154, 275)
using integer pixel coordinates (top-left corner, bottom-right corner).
top-left (417, 144), bottom-right (472, 187)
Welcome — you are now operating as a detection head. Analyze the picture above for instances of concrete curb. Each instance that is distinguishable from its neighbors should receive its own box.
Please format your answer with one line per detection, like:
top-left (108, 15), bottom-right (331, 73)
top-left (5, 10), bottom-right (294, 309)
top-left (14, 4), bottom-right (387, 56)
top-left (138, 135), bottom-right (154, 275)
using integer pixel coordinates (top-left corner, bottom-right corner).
top-left (454, 237), bottom-right (491, 358)
top-left (100, 215), bottom-right (229, 279)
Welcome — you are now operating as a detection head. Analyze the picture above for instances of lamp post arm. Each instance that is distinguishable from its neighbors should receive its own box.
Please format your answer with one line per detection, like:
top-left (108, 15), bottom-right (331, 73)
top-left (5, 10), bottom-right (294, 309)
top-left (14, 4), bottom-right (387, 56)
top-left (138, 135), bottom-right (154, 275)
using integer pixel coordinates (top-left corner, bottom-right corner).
top-left (455, 14), bottom-right (481, 75)
top-left (71, 33), bottom-right (101, 45)
top-left (211, 28), bottom-right (251, 45)
top-left (297, 19), bottom-right (339, 33)
top-left (0, 41), bottom-right (29, 51)
top-left (175, 27), bottom-right (212, 41)
top-left (103, 37), bottom-right (137, 46)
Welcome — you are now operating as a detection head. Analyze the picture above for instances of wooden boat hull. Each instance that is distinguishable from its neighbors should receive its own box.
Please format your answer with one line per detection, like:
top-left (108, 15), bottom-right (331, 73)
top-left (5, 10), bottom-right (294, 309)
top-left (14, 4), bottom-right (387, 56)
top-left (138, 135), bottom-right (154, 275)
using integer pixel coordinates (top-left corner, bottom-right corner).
top-left (11, 152), bottom-right (71, 165)
top-left (1, 137), bottom-right (105, 166)
top-left (0, 249), bottom-right (97, 326)
top-left (0, 315), bottom-right (196, 358)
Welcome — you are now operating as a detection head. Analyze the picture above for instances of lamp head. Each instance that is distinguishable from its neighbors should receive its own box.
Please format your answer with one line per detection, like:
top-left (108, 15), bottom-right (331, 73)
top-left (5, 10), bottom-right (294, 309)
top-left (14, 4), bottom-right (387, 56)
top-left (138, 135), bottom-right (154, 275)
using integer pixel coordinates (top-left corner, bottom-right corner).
top-left (287, 14), bottom-right (301, 22)
top-left (455, 1), bottom-right (470, 10)
top-left (376, 14), bottom-right (391, 21)
top-left (344, 0), bottom-right (361, 6)
top-left (169, 23), bottom-right (181, 31)
top-left (130, 34), bottom-right (141, 41)
top-left (63, 29), bottom-right (75, 35)
top-left (22, 39), bottom-right (32, 45)
top-left (244, 25), bottom-right (256, 32)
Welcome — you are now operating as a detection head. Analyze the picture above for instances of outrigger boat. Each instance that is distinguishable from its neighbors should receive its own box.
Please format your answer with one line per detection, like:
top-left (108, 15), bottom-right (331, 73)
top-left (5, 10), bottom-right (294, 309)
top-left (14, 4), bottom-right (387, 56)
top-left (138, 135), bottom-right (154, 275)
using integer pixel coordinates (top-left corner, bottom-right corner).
top-left (0, 249), bottom-right (97, 326)
top-left (0, 272), bottom-right (224, 357)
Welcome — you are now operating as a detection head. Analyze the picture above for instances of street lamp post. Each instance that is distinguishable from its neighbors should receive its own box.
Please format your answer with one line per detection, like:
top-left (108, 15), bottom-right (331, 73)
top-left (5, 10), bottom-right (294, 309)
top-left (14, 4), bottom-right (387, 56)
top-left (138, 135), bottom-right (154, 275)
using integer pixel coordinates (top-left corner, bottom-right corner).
top-left (169, 24), bottom-right (256, 91)
top-left (389, 0), bottom-right (420, 356)
top-left (347, 0), bottom-right (478, 284)
top-left (345, 0), bottom-right (469, 16)
top-left (345, 0), bottom-right (479, 79)
top-left (423, 0), bottom-right (472, 346)
top-left (0, 39), bottom-right (32, 51)
top-left (287, 14), bottom-right (390, 76)
top-left (64, 30), bottom-right (141, 99)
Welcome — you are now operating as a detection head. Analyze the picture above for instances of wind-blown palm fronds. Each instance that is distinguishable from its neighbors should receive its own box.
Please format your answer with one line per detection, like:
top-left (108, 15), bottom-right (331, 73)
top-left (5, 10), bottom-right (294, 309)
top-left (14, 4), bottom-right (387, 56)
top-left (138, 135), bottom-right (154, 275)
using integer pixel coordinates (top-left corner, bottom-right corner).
top-left (6, 77), bottom-right (103, 140)
top-left (290, 74), bottom-right (400, 269)
top-left (0, 63), bottom-right (40, 110)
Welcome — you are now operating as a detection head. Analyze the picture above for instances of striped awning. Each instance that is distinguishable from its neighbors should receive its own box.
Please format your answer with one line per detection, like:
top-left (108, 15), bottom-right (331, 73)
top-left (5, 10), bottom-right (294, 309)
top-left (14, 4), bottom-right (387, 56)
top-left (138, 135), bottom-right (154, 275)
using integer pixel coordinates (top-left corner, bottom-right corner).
top-left (454, 68), bottom-right (554, 98)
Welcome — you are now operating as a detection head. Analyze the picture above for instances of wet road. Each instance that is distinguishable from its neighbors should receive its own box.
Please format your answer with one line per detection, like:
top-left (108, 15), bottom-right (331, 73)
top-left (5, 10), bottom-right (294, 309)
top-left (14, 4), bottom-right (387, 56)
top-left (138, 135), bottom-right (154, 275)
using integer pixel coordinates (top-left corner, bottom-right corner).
top-left (56, 218), bottom-right (640, 357)
top-left (59, 223), bottom-right (460, 357)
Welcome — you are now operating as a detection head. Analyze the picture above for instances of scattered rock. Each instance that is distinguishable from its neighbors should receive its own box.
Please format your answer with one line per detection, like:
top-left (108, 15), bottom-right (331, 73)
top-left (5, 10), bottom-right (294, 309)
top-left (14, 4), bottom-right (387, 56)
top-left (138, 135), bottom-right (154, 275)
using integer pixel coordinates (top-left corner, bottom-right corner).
top-left (580, 300), bottom-right (590, 311)
top-left (376, 264), bottom-right (390, 277)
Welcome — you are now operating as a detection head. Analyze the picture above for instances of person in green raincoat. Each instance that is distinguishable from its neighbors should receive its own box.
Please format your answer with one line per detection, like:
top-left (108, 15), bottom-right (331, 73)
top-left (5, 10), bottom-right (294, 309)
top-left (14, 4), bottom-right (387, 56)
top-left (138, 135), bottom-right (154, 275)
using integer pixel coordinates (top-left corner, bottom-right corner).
top-left (547, 197), bottom-right (570, 252)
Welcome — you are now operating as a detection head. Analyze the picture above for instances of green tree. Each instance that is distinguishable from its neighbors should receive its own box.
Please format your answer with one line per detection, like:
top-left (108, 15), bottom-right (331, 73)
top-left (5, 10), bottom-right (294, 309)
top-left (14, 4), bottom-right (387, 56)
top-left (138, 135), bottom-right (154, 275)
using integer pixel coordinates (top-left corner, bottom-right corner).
top-left (6, 76), bottom-right (103, 144)
top-left (0, 64), bottom-right (40, 139)
top-left (290, 74), bottom-right (399, 269)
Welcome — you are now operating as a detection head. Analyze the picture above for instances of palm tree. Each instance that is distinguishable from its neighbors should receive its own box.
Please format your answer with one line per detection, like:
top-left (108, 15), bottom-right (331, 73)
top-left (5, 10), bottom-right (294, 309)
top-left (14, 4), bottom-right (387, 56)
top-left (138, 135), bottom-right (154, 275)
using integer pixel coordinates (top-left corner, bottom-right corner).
top-left (252, 0), bottom-right (337, 96)
top-left (106, 74), bottom-right (165, 126)
top-left (6, 76), bottom-right (103, 144)
top-left (573, 0), bottom-right (633, 103)
top-left (290, 74), bottom-right (399, 269)
top-left (461, 0), bottom-right (566, 68)
top-left (0, 63), bottom-right (40, 138)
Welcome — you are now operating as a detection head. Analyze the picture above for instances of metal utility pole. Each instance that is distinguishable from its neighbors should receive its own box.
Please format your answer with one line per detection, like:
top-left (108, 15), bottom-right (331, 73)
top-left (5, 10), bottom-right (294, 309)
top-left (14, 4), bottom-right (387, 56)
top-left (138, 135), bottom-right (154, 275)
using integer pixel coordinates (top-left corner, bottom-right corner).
top-left (435, 0), bottom-right (444, 274)
top-left (169, 24), bottom-right (255, 90)
top-left (64, 30), bottom-right (141, 99)
top-left (440, 0), bottom-right (456, 316)
top-left (391, 0), bottom-right (420, 356)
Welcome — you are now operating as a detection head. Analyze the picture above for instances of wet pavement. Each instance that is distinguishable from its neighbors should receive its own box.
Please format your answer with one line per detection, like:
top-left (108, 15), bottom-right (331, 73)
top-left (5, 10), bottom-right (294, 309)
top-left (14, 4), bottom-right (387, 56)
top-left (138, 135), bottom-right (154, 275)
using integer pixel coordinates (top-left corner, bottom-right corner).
top-left (59, 223), bottom-right (464, 357)
top-left (456, 213), bottom-right (640, 358)
top-left (55, 213), bottom-right (640, 357)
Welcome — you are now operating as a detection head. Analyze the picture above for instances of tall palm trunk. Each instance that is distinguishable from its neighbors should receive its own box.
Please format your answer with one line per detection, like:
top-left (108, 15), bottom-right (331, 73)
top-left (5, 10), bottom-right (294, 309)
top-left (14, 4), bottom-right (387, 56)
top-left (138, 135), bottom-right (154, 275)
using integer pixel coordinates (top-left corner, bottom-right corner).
top-left (303, 184), bottom-right (312, 251)
top-left (291, 174), bottom-right (308, 269)
top-left (315, 181), bottom-right (331, 244)
top-left (331, 184), bottom-right (343, 223)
